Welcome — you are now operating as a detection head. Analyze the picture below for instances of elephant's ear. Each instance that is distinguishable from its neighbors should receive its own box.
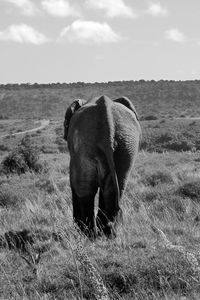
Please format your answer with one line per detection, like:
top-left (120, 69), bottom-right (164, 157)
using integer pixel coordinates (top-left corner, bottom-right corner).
top-left (64, 99), bottom-right (86, 141)
top-left (114, 97), bottom-right (139, 121)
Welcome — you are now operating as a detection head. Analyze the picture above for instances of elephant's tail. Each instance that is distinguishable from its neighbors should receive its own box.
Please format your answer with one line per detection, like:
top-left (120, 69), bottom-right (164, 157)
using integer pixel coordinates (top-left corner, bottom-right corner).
top-left (106, 148), bottom-right (120, 211)
top-left (97, 95), bottom-right (120, 210)
top-left (97, 146), bottom-right (120, 212)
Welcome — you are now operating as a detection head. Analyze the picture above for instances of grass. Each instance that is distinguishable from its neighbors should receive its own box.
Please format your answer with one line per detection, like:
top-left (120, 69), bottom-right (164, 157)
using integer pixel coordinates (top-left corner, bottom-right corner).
top-left (1, 147), bottom-right (200, 299)
top-left (1, 98), bottom-right (200, 299)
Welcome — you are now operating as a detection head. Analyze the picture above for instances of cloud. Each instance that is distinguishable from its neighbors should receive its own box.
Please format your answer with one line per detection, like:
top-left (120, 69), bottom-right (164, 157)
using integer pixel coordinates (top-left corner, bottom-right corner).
top-left (86, 0), bottom-right (136, 18)
top-left (4, 0), bottom-right (39, 16)
top-left (58, 20), bottom-right (120, 44)
top-left (95, 54), bottom-right (104, 61)
top-left (147, 1), bottom-right (168, 16)
top-left (191, 70), bottom-right (197, 76)
top-left (165, 28), bottom-right (186, 42)
top-left (41, 0), bottom-right (80, 17)
top-left (0, 24), bottom-right (49, 45)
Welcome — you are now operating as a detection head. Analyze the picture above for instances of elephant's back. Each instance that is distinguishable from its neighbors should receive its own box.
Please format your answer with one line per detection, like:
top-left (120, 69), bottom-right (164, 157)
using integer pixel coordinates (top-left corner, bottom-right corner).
top-left (68, 99), bottom-right (141, 156)
top-left (70, 104), bottom-right (100, 135)
top-left (68, 104), bottom-right (100, 154)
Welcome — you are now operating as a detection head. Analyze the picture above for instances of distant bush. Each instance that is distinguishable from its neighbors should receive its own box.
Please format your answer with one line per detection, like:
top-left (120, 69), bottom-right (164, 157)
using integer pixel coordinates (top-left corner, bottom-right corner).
top-left (0, 144), bottom-right (9, 152)
top-left (195, 140), bottom-right (200, 150)
top-left (0, 185), bottom-right (24, 208)
top-left (159, 119), bottom-right (166, 123)
top-left (143, 169), bottom-right (174, 187)
top-left (194, 157), bottom-right (200, 162)
top-left (35, 178), bottom-right (55, 194)
top-left (142, 115), bottom-right (158, 121)
top-left (0, 114), bottom-right (8, 120)
top-left (165, 141), bottom-right (194, 152)
top-left (143, 189), bottom-right (157, 203)
top-left (155, 133), bottom-right (172, 144)
top-left (140, 140), bottom-right (148, 150)
top-left (41, 144), bottom-right (58, 154)
top-left (55, 137), bottom-right (68, 153)
top-left (178, 180), bottom-right (200, 201)
top-left (1, 136), bottom-right (42, 175)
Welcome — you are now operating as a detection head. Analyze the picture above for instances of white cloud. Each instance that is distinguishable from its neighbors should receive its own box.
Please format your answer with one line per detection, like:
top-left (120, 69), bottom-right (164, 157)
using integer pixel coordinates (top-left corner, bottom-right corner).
top-left (58, 20), bottom-right (120, 44)
top-left (4, 0), bottom-right (38, 16)
top-left (147, 1), bottom-right (168, 16)
top-left (0, 24), bottom-right (49, 45)
top-left (165, 28), bottom-right (186, 43)
top-left (41, 0), bottom-right (80, 17)
top-left (86, 0), bottom-right (136, 18)
top-left (191, 70), bottom-right (197, 76)
top-left (96, 54), bottom-right (104, 61)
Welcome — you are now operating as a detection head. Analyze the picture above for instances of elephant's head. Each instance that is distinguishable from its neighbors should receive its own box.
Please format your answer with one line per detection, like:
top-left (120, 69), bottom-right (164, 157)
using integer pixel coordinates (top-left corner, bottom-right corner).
top-left (64, 99), bottom-right (86, 141)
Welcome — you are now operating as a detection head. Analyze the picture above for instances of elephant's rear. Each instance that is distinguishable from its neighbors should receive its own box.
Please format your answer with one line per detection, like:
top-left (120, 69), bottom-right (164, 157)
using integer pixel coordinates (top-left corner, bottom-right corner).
top-left (68, 97), bottom-right (141, 199)
top-left (65, 95), bottom-right (141, 237)
top-left (112, 101), bottom-right (141, 152)
top-left (112, 102), bottom-right (141, 196)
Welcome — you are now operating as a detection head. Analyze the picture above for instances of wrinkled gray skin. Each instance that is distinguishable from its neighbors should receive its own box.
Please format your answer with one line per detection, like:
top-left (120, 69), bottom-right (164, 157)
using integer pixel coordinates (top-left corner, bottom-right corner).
top-left (64, 95), bottom-right (141, 238)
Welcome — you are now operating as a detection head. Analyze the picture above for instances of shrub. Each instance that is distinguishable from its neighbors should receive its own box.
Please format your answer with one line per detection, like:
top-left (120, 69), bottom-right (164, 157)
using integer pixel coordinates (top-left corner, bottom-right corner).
top-left (143, 189), bottom-right (157, 203)
top-left (2, 151), bottom-right (28, 174)
top-left (35, 178), bottom-right (55, 194)
top-left (1, 136), bottom-right (42, 175)
top-left (164, 140), bottom-right (194, 152)
top-left (178, 180), bottom-right (200, 201)
top-left (159, 119), bottom-right (166, 123)
top-left (143, 115), bottom-right (158, 121)
top-left (0, 114), bottom-right (8, 119)
top-left (143, 169), bottom-right (174, 187)
top-left (155, 133), bottom-right (172, 144)
top-left (41, 144), bottom-right (58, 154)
top-left (0, 144), bottom-right (9, 151)
top-left (0, 185), bottom-right (24, 208)
top-left (55, 137), bottom-right (68, 153)
top-left (140, 140), bottom-right (148, 150)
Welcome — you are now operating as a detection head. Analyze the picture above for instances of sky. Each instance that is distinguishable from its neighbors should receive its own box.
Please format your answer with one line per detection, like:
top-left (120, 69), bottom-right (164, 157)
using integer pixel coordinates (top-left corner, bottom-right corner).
top-left (0, 0), bottom-right (200, 83)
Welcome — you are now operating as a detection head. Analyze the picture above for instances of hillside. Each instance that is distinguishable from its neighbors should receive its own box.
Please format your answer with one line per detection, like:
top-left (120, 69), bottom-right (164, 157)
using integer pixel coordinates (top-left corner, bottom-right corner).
top-left (1, 80), bottom-right (200, 119)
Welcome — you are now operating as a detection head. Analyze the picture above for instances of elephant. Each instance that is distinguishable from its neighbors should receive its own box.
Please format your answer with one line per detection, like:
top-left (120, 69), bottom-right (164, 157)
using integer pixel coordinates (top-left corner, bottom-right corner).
top-left (64, 95), bottom-right (141, 238)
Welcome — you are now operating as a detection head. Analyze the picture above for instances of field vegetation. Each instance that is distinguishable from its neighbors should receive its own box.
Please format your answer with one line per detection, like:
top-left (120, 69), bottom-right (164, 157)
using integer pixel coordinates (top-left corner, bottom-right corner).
top-left (1, 80), bottom-right (200, 119)
top-left (1, 80), bottom-right (200, 299)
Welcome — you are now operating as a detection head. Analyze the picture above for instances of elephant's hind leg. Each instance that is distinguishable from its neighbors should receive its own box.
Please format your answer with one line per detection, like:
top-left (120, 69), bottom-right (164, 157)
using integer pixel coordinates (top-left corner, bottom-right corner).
top-left (70, 157), bottom-right (99, 237)
top-left (96, 173), bottom-right (120, 238)
top-left (72, 188), bottom-right (98, 237)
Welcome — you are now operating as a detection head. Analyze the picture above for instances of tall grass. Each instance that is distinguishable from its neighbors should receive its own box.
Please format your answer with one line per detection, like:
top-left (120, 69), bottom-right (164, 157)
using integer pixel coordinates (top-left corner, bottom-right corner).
top-left (1, 148), bottom-right (200, 299)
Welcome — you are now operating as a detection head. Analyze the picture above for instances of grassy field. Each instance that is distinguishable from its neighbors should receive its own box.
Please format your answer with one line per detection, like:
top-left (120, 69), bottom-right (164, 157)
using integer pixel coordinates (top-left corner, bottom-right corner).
top-left (1, 82), bottom-right (200, 299)
top-left (1, 146), bottom-right (200, 299)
